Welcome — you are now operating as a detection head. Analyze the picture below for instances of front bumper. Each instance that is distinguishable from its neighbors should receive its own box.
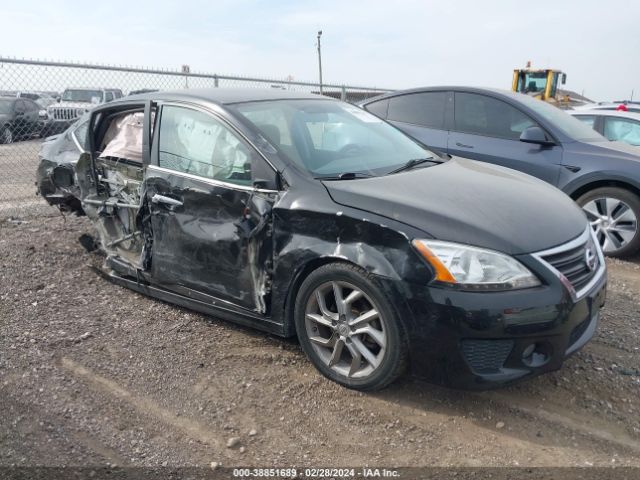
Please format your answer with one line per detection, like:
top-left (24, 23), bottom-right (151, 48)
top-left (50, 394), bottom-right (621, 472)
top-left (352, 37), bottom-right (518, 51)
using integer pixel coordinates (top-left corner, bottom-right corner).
top-left (396, 259), bottom-right (607, 390)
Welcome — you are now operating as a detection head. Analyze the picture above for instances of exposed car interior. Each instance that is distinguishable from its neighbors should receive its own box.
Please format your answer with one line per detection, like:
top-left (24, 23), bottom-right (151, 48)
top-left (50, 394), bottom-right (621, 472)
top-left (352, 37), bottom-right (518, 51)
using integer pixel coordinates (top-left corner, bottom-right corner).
top-left (81, 107), bottom-right (147, 269)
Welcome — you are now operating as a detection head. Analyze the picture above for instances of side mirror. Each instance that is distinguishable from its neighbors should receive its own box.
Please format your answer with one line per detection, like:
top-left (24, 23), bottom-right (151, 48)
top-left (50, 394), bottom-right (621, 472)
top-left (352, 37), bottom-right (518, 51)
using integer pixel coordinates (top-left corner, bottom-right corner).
top-left (561, 73), bottom-right (567, 85)
top-left (252, 160), bottom-right (280, 190)
top-left (520, 126), bottom-right (555, 146)
top-left (253, 178), bottom-right (277, 190)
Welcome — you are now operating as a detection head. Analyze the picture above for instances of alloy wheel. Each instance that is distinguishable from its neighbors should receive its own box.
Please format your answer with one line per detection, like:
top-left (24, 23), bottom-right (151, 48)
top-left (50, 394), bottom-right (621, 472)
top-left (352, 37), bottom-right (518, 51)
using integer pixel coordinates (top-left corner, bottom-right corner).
top-left (582, 197), bottom-right (638, 253)
top-left (304, 281), bottom-right (387, 379)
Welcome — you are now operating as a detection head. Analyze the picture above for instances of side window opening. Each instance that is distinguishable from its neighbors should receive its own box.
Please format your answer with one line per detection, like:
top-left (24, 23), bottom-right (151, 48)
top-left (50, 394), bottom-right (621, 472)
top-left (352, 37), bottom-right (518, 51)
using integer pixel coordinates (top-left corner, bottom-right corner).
top-left (574, 115), bottom-right (596, 129)
top-left (158, 105), bottom-right (255, 186)
top-left (604, 117), bottom-right (640, 146)
top-left (99, 111), bottom-right (145, 164)
top-left (72, 116), bottom-right (91, 151)
top-left (387, 92), bottom-right (447, 129)
top-left (364, 99), bottom-right (389, 119)
top-left (454, 93), bottom-right (537, 140)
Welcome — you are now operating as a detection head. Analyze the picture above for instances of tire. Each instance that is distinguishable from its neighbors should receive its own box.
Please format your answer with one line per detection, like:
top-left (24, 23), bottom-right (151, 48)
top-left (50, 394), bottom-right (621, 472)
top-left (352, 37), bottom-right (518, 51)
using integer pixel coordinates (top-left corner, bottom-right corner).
top-left (577, 187), bottom-right (640, 257)
top-left (1, 125), bottom-right (13, 144)
top-left (294, 262), bottom-right (407, 391)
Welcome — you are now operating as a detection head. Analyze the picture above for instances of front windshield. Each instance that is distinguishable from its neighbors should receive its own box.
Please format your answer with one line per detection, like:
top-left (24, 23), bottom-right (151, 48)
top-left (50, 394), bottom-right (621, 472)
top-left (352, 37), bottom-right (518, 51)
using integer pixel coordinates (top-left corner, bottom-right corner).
top-left (517, 94), bottom-right (605, 142)
top-left (232, 99), bottom-right (435, 177)
top-left (0, 99), bottom-right (13, 114)
top-left (61, 89), bottom-right (103, 103)
top-left (520, 72), bottom-right (547, 94)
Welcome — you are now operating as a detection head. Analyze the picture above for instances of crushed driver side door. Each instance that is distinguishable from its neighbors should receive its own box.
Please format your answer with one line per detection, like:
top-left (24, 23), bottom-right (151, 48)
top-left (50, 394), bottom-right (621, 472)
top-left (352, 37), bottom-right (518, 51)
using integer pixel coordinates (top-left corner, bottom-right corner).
top-left (143, 102), bottom-right (280, 315)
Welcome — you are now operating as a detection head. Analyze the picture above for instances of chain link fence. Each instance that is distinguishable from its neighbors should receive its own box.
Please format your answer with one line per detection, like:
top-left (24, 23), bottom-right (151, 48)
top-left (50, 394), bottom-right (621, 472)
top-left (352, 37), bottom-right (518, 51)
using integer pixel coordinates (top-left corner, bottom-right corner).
top-left (0, 57), bottom-right (393, 219)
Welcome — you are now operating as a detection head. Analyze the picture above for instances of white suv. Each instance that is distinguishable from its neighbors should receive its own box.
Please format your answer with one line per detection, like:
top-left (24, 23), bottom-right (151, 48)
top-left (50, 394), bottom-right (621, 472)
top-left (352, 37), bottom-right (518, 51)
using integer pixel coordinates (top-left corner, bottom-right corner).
top-left (43, 88), bottom-right (123, 135)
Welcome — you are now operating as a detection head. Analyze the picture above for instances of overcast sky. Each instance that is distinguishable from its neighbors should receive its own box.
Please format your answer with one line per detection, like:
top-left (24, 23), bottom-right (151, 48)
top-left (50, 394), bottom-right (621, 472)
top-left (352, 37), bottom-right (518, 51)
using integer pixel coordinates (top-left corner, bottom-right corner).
top-left (1, 0), bottom-right (638, 101)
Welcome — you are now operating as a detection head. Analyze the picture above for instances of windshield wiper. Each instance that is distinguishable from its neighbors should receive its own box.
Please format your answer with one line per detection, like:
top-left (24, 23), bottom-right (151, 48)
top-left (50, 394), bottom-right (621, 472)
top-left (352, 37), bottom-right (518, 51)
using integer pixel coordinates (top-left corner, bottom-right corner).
top-left (317, 172), bottom-right (376, 180)
top-left (386, 157), bottom-right (437, 175)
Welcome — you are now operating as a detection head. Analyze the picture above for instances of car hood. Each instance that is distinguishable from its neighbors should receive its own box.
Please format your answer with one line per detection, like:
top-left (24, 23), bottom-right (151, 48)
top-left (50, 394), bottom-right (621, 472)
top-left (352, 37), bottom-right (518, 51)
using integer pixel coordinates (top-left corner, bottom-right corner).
top-left (323, 157), bottom-right (587, 255)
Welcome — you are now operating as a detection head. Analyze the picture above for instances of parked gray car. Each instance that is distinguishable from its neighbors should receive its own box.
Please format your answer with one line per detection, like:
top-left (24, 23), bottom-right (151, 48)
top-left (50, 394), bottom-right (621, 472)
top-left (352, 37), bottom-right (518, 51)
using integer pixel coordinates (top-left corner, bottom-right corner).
top-left (360, 87), bottom-right (640, 257)
top-left (0, 97), bottom-right (41, 143)
top-left (570, 109), bottom-right (640, 147)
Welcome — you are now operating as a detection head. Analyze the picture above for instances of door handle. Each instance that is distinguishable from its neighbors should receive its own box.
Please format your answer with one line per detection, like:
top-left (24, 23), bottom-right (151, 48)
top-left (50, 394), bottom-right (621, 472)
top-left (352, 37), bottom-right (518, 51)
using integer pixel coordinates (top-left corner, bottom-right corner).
top-left (151, 194), bottom-right (183, 207)
top-left (455, 142), bottom-right (474, 149)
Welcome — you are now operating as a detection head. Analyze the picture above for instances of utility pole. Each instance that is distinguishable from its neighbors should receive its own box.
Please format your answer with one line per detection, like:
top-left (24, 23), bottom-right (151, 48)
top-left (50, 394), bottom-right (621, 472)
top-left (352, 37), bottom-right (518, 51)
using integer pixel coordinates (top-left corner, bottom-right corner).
top-left (317, 30), bottom-right (323, 95)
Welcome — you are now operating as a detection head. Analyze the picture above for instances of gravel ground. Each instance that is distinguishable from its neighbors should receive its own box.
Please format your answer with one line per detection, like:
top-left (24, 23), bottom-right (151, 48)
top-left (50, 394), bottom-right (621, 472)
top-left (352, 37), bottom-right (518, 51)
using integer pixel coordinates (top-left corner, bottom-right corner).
top-left (0, 140), bottom-right (44, 216)
top-left (1, 214), bottom-right (640, 469)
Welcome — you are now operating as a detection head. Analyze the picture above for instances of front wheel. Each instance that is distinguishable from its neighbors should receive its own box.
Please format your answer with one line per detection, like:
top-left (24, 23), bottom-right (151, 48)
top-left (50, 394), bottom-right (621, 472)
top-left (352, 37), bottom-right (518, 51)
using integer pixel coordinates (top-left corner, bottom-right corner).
top-left (577, 187), bottom-right (640, 257)
top-left (294, 263), bottom-right (407, 391)
top-left (1, 126), bottom-right (13, 144)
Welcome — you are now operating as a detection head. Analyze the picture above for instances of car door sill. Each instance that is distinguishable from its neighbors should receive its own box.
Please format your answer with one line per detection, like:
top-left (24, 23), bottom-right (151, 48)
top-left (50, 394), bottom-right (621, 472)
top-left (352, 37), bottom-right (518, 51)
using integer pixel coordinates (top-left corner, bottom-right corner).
top-left (91, 266), bottom-right (286, 336)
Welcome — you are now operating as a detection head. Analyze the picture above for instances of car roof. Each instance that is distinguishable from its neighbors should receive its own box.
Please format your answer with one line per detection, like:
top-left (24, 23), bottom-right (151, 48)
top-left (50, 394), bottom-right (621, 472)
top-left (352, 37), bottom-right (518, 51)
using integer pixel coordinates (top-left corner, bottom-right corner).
top-left (125, 88), bottom-right (325, 105)
top-left (569, 109), bottom-right (640, 121)
top-left (359, 86), bottom-right (524, 104)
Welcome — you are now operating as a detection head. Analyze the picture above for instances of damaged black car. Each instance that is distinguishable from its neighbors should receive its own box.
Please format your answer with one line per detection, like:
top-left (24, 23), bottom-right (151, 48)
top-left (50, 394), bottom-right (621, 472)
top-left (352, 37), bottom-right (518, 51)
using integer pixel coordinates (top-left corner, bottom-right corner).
top-left (36, 89), bottom-right (607, 390)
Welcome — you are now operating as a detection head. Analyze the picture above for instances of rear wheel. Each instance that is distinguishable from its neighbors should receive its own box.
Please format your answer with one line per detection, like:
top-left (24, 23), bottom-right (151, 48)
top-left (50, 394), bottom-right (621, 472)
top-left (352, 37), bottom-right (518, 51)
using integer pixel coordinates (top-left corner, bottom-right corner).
top-left (294, 263), bottom-right (407, 391)
top-left (577, 187), bottom-right (640, 257)
top-left (1, 126), bottom-right (13, 144)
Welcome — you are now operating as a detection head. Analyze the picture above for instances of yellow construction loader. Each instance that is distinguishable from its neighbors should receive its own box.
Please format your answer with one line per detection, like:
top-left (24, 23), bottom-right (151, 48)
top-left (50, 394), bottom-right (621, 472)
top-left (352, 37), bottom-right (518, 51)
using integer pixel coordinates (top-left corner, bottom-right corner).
top-left (512, 62), bottom-right (570, 107)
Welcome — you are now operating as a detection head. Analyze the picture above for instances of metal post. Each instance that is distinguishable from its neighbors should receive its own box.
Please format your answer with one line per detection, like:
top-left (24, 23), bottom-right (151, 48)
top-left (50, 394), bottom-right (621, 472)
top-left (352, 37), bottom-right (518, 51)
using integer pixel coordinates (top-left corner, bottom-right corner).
top-left (317, 30), bottom-right (323, 95)
top-left (181, 65), bottom-right (190, 89)
top-left (341, 85), bottom-right (346, 102)
top-left (214, 74), bottom-right (219, 88)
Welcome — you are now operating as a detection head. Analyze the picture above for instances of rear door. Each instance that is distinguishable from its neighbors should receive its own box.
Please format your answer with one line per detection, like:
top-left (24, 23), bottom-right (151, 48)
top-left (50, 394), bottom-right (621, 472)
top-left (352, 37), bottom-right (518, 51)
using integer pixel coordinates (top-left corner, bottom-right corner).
top-left (145, 103), bottom-right (279, 313)
top-left (448, 92), bottom-right (563, 186)
top-left (384, 91), bottom-right (451, 151)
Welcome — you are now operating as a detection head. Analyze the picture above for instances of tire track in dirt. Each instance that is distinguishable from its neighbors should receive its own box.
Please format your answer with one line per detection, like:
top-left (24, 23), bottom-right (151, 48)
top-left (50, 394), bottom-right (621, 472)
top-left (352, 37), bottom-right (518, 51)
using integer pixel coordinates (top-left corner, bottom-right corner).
top-left (482, 390), bottom-right (640, 455)
top-left (59, 356), bottom-right (234, 459)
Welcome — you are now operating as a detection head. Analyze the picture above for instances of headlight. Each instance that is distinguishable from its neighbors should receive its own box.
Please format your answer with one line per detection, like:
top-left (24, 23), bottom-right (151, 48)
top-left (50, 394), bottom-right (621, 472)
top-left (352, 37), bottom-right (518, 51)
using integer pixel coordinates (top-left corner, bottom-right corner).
top-left (412, 239), bottom-right (541, 291)
top-left (38, 109), bottom-right (47, 118)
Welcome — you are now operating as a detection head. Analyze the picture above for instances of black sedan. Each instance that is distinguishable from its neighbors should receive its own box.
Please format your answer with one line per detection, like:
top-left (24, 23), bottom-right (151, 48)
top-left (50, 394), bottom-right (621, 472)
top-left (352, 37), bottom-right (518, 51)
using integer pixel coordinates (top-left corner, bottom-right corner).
top-left (360, 87), bottom-right (640, 257)
top-left (36, 89), bottom-right (606, 390)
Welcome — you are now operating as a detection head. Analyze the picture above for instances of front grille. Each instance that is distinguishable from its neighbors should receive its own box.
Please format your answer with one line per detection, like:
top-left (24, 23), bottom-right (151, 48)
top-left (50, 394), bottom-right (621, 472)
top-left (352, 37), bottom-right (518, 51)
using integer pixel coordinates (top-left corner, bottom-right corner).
top-left (51, 107), bottom-right (80, 120)
top-left (539, 232), bottom-right (600, 294)
top-left (461, 339), bottom-right (514, 374)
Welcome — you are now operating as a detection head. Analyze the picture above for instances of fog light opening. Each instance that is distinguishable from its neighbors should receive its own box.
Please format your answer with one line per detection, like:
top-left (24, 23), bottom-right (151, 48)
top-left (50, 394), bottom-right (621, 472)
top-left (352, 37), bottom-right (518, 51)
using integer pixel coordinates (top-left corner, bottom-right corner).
top-left (522, 342), bottom-right (551, 368)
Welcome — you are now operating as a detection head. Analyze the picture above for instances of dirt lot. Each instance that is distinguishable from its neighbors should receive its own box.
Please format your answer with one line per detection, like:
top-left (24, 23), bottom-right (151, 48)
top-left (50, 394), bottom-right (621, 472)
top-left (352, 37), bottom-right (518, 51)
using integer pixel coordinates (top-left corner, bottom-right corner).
top-left (1, 213), bottom-right (640, 469)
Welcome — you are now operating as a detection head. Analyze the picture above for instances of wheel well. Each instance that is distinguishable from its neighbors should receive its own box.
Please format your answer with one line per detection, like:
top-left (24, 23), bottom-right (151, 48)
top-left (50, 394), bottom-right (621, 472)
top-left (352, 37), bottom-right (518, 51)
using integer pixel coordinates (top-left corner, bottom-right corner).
top-left (282, 257), bottom-right (357, 337)
top-left (569, 180), bottom-right (640, 201)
